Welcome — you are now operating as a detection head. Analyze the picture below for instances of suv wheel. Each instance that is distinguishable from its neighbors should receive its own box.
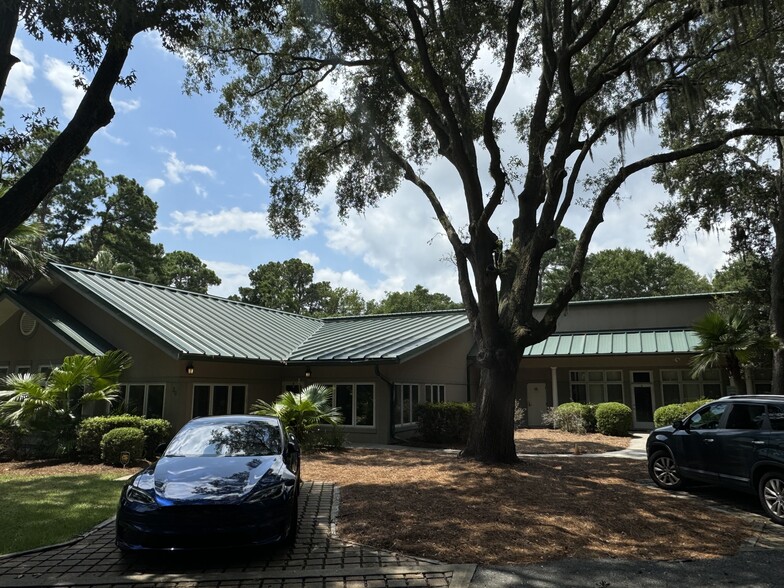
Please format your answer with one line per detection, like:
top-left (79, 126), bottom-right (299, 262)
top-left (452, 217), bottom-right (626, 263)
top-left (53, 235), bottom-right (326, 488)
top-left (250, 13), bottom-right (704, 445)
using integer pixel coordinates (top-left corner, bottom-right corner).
top-left (648, 450), bottom-right (685, 490)
top-left (759, 472), bottom-right (784, 525)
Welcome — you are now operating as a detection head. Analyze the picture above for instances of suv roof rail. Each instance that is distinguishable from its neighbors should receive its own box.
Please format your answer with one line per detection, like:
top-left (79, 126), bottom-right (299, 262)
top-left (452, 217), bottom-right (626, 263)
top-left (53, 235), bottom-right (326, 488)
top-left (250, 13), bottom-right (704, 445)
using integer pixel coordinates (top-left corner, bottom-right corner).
top-left (718, 395), bottom-right (784, 401)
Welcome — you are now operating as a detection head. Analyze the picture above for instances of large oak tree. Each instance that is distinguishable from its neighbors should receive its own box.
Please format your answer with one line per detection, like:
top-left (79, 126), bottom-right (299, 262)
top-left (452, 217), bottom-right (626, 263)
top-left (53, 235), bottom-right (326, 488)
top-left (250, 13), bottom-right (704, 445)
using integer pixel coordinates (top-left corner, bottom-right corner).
top-left (186, 0), bottom-right (784, 462)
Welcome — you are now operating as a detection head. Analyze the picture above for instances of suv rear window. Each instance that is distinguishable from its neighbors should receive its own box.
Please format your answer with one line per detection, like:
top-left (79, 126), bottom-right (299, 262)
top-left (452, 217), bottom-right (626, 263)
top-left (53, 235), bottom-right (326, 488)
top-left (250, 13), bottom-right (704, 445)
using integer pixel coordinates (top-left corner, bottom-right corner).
top-left (725, 403), bottom-right (766, 430)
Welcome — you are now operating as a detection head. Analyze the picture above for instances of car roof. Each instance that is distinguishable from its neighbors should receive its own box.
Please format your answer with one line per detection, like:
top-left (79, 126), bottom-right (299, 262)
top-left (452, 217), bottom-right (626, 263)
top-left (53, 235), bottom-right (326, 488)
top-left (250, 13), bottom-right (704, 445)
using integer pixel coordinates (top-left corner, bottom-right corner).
top-left (185, 415), bottom-right (282, 427)
top-left (717, 395), bottom-right (784, 403)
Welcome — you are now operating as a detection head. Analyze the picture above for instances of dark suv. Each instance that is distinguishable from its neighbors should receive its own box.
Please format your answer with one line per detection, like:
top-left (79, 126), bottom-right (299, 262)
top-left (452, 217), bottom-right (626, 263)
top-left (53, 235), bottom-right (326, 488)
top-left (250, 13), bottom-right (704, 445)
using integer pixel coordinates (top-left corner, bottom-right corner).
top-left (647, 395), bottom-right (784, 525)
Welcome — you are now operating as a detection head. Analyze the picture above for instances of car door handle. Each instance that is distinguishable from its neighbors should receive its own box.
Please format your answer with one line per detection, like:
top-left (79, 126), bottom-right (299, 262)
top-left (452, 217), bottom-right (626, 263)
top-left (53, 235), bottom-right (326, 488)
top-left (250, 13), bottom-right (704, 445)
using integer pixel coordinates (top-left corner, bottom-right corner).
top-left (752, 440), bottom-right (766, 445)
top-left (703, 438), bottom-right (715, 443)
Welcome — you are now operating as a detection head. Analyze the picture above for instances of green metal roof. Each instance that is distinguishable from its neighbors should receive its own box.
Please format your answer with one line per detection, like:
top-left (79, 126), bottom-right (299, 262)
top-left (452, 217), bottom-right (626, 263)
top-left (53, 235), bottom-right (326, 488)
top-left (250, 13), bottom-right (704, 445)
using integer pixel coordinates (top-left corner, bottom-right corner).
top-left (289, 311), bottom-right (470, 362)
top-left (523, 330), bottom-right (701, 357)
top-left (45, 265), bottom-right (470, 363)
top-left (2, 291), bottom-right (113, 355)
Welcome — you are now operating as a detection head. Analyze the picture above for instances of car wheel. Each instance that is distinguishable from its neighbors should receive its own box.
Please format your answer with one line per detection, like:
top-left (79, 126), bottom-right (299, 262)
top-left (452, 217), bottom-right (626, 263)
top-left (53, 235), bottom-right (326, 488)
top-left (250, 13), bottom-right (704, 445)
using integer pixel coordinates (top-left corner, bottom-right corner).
top-left (648, 450), bottom-right (685, 490)
top-left (759, 472), bottom-right (784, 525)
top-left (281, 496), bottom-right (299, 547)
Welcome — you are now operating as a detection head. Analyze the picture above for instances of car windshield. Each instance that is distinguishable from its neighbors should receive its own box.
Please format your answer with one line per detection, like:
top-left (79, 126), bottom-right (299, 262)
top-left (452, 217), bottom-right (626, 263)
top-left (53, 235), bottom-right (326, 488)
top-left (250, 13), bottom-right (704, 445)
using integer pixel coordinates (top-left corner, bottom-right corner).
top-left (164, 421), bottom-right (282, 457)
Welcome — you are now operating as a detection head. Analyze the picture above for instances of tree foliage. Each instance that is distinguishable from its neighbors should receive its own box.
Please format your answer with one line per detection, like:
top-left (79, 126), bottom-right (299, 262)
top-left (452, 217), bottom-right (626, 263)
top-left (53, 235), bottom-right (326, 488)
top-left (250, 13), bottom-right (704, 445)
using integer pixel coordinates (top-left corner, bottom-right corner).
top-left (367, 285), bottom-right (462, 314)
top-left (161, 250), bottom-right (222, 293)
top-left (186, 0), bottom-right (784, 462)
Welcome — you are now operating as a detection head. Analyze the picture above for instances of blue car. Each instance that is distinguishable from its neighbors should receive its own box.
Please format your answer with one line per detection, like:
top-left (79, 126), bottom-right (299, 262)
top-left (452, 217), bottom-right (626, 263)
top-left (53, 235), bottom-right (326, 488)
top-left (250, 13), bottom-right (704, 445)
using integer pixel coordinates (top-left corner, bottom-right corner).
top-left (116, 415), bottom-right (300, 551)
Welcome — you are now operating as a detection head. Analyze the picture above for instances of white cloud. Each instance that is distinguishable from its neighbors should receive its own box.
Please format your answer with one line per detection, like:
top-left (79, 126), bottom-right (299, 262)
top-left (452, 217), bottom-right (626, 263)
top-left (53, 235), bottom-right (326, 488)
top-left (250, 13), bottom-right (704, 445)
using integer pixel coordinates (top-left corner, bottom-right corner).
top-left (204, 260), bottom-right (252, 298)
top-left (145, 178), bottom-right (166, 194)
top-left (43, 56), bottom-right (84, 117)
top-left (253, 172), bottom-right (269, 186)
top-left (7, 39), bottom-right (36, 106)
top-left (149, 127), bottom-right (177, 138)
top-left (165, 208), bottom-right (273, 238)
top-left (99, 128), bottom-right (128, 146)
top-left (298, 250), bottom-right (320, 266)
top-left (194, 184), bottom-right (208, 198)
top-left (113, 98), bottom-right (141, 113)
top-left (163, 151), bottom-right (216, 184)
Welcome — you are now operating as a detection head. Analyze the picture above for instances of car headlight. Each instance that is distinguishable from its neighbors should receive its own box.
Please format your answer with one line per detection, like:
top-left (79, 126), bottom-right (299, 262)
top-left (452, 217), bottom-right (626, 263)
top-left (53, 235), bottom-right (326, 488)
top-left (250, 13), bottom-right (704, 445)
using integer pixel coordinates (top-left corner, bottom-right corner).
top-left (125, 485), bottom-right (155, 505)
top-left (247, 481), bottom-right (285, 503)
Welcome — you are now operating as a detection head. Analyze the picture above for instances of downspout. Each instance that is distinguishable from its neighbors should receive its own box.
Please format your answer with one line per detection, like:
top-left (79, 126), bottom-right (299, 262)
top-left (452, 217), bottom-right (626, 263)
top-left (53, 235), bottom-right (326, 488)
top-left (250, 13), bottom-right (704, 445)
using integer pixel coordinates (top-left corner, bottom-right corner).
top-left (375, 364), bottom-right (398, 444)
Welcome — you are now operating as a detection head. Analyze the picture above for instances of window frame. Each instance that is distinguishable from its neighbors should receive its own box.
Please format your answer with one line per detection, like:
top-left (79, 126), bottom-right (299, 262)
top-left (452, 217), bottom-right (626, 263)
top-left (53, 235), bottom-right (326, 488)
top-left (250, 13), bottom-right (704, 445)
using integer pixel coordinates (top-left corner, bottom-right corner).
top-left (16, 365), bottom-right (30, 375)
top-left (302, 382), bottom-right (375, 428)
top-left (394, 383), bottom-right (420, 427)
top-left (191, 383), bottom-right (246, 418)
top-left (660, 369), bottom-right (722, 403)
top-left (424, 384), bottom-right (446, 404)
top-left (119, 383), bottom-right (167, 419)
top-left (569, 370), bottom-right (624, 404)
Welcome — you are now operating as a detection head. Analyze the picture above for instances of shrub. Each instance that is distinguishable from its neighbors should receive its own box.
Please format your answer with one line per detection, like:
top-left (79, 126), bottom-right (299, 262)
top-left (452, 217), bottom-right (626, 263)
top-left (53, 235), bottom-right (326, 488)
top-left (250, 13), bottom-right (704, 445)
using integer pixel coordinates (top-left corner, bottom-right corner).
top-left (77, 415), bottom-right (171, 462)
top-left (514, 400), bottom-right (526, 429)
top-left (302, 425), bottom-right (347, 452)
top-left (100, 427), bottom-right (145, 466)
top-left (653, 399), bottom-right (711, 428)
top-left (595, 402), bottom-right (632, 436)
top-left (552, 402), bottom-right (596, 434)
top-left (415, 402), bottom-right (474, 444)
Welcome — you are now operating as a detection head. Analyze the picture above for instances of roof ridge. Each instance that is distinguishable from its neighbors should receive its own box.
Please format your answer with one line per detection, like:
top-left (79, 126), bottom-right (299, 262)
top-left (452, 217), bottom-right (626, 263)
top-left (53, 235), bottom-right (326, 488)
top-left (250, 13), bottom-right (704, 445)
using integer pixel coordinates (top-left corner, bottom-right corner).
top-left (323, 308), bottom-right (466, 321)
top-left (50, 262), bottom-right (324, 323)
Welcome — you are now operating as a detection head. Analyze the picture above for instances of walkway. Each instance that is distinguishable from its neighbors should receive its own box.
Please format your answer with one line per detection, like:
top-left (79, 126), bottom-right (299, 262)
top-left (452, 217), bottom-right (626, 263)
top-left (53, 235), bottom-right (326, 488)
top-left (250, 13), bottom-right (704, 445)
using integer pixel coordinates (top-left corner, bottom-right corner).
top-left (0, 481), bottom-right (475, 588)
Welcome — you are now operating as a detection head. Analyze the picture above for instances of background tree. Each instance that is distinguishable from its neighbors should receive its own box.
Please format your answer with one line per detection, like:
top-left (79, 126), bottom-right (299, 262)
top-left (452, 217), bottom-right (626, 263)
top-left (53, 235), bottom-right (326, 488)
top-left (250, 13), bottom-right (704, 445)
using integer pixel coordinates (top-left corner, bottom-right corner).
top-left (578, 249), bottom-right (711, 301)
top-left (366, 285), bottom-right (462, 314)
top-left (648, 3), bottom-right (784, 393)
top-left (161, 250), bottom-right (221, 293)
top-left (0, 0), bottom-right (219, 240)
top-left (187, 1), bottom-right (784, 462)
top-left (238, 258), bottom-right (328, 313)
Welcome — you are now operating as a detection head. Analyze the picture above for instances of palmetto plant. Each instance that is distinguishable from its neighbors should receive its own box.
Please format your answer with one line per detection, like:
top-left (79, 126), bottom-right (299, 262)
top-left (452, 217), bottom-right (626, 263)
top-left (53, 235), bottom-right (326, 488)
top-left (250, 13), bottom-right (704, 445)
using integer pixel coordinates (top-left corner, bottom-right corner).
top-left (0, 351), bottom-right (133, 454)
top-left (0, 221), bottom-right (52, 287)
top-left (251, 384), bottom-right (343, 444)
top-left (690, 307), bottom-right (767, 393)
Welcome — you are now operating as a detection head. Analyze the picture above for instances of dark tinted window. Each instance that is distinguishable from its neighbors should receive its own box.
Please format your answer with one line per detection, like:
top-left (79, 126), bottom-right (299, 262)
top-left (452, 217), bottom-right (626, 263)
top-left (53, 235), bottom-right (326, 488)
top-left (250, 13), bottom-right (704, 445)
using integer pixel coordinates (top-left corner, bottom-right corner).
top-left (165, 421), bottom-right (282, 457)
top-left (688, 403), bottom-right (728, 430)
top-left (725, 404), bottom-right (765, 430)
top-left (768, 404), bottom-right (784, 431)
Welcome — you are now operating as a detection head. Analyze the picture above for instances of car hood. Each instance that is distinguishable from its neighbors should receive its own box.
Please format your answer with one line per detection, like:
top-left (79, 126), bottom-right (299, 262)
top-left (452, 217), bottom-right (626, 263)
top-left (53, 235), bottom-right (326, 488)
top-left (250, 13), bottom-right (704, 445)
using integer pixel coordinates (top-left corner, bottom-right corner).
top-left (132, 455), bottom-right (281, 503)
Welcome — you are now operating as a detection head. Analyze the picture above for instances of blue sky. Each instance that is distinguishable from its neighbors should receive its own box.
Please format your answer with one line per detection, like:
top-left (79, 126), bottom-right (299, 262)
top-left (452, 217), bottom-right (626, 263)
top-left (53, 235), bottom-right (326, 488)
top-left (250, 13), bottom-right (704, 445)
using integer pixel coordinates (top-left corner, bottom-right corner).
top-left (4, 30), bottom-right (731, 302)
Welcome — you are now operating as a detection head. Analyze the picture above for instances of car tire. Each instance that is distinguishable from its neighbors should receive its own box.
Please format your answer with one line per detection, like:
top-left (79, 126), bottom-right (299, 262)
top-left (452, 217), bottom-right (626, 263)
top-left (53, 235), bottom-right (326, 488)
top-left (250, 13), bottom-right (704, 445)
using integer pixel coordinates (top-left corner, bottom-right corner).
top-left (759, 471), bottom-right (784, 525)
top-left (281, 496), bottom-right (299, 547)
top-left (648, 450), bottom-right (685, 490)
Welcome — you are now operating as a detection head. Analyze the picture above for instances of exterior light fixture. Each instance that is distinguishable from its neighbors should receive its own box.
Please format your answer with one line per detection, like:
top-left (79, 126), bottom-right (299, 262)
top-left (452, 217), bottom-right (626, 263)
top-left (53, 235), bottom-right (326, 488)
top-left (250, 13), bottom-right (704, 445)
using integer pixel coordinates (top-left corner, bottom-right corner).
top-left (186, 362), bottom-right (194, 375)
top-left (305, 367), bottom-right (312, 378)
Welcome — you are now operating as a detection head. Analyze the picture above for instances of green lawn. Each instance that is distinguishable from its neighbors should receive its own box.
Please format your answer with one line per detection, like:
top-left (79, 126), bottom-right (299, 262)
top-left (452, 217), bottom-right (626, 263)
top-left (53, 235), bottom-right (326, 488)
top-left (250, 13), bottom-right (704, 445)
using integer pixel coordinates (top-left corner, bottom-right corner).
top-left (0, 473), bottom-right (126, 555)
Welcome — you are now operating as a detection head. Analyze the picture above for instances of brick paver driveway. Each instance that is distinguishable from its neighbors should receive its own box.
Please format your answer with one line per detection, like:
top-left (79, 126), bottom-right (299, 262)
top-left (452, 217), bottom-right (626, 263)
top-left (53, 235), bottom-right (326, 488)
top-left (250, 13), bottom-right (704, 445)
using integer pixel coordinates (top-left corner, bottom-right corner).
top-left (0, 481), bottom-right (475, 588)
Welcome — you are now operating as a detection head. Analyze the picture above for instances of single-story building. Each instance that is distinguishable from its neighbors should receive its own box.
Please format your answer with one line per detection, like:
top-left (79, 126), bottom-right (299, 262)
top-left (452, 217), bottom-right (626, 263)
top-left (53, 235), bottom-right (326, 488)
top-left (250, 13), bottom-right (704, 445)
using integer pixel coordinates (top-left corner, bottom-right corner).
top-left (0, 263), bottom-right (765, 441)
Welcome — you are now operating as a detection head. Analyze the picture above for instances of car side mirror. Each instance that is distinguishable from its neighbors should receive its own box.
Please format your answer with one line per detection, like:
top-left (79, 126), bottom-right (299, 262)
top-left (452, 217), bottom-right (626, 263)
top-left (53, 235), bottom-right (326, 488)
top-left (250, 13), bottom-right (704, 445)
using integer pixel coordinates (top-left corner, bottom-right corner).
top-left (288, 434), bottom-right (299, 453)
top-left (672, 419), bottom-right (684, 431)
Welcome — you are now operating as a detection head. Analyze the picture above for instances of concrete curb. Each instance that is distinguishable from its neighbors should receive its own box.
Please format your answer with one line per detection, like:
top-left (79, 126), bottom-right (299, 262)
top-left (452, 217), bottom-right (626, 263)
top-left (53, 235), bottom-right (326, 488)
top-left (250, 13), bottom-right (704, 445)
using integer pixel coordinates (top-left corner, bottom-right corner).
top-left (0, 517), bottom-right (115, 561)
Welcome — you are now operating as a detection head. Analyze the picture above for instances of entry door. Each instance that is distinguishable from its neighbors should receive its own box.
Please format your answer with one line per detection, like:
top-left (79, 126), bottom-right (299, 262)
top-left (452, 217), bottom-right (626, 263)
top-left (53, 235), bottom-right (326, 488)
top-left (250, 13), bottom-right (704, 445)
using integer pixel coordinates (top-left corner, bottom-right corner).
top-left (631, 371), bottom-right (654, 430)
top-left (527, 382), bottom-right (547, 427)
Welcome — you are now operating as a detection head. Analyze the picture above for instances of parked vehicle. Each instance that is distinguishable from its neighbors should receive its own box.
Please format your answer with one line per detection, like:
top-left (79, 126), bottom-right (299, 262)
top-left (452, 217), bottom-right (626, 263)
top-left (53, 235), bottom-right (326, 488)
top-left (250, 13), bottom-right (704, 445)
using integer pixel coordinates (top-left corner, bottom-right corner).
top-left (116, 415), bottom-right (300, 551)
top-left (647, 395), bottom-right (784, 525)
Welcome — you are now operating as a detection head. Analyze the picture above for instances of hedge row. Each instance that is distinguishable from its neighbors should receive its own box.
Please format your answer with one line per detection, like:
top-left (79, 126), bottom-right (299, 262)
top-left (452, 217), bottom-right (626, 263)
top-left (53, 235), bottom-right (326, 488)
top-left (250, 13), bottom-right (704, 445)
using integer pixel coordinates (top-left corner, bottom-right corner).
top-left (414, 402), bottom-right (474, 444)
top-left (101, 427), bottom-right (146, 466)
top-left (77, 415), bottom-right (171, 462)
top-left (549, 402), bottom-right (632, 436)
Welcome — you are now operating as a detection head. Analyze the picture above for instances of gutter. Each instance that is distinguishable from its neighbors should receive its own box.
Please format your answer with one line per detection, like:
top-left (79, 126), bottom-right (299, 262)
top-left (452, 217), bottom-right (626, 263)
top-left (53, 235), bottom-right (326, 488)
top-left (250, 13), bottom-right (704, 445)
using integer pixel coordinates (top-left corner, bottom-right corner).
top-left (374, 364), bottom-right (399, 444)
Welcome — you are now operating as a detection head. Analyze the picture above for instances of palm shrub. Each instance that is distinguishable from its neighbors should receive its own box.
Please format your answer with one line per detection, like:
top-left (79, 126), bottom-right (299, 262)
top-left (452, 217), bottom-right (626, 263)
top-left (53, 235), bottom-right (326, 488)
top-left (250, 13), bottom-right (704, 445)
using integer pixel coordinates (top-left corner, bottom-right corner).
top-left (0, 351), bottom-right (132, 458)
top-left (595, 402), bottom-right (632, 436)
top-left (100, 427), bottom-right (145, 466)
top-left (251, 384), bottom-right (344, 450)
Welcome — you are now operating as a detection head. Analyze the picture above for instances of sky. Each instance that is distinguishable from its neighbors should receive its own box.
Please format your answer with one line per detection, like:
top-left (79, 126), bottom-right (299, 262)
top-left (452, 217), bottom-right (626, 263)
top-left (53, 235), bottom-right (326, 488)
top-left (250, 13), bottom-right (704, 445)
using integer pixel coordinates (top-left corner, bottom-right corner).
top-left (3, 28), bottom-right (732, 302)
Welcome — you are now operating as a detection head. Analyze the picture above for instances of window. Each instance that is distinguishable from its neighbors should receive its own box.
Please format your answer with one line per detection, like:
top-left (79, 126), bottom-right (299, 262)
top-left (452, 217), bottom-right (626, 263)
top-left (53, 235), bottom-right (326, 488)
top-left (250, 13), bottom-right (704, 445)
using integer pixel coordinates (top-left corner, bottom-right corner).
top-left (38, 365), bottom-right (53, 378)
top-left (16, 366), bottom-right (30, 375)
top-left (768, 404), bottom-right (784, 431)
top-left (394, 384), bottom-right (419, 425)
top-left (313, 383), bottom-right (374, 427)
top-left (570, 371), bottom-right (623, 404)
top-left (0, 366), bottom-right (8, 379)
top-left (425, 384), bottom-right (445, 404)
top-left (119, 384), bottom-right (166, 419)
top-left (192, 384), bottom-right (246, 418)
top-left (661, 369), bottom-right (722, 403)
top-left (688, 402), bottom-right (728, 430)
top-left (724, 403), bottom-right (765, 430)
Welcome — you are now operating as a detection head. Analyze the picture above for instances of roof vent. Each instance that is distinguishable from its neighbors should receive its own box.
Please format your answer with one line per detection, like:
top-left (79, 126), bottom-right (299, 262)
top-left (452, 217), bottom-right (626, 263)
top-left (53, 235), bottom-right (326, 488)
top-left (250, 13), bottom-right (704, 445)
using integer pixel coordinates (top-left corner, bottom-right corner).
top-left (19, 313), bottom-right (37, 336)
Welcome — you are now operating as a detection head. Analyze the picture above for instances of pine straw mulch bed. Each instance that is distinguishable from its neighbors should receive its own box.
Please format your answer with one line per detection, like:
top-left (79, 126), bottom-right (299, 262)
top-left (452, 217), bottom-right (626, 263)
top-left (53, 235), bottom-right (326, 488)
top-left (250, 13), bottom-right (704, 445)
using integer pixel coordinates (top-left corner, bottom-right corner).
top-left (0, 459), bottom-right (137, 478)
top-left (304, 431), bottom-right (751, 565)
top-left (514, 428), bottom-right (631, 454)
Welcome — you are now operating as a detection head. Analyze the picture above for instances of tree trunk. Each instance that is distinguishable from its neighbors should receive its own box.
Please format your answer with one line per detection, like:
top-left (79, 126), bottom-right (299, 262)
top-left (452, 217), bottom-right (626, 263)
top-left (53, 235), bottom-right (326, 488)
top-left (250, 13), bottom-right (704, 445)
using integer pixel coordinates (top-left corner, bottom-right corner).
top-left (461, 342), bottom-right (519, 464)
top-left (0, 0), bottom-right (20, 103)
